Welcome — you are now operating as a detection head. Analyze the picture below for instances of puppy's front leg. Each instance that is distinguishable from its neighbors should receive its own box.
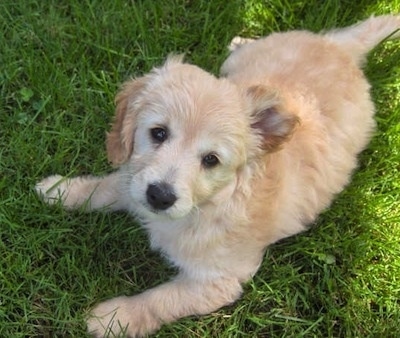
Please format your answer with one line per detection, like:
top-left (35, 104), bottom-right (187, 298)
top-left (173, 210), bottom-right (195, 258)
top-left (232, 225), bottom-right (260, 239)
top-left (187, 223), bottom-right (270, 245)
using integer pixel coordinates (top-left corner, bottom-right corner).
top-left (87, 274), bottom-right (243, 337)
top-left (35, 172), bottom-right (127, 211)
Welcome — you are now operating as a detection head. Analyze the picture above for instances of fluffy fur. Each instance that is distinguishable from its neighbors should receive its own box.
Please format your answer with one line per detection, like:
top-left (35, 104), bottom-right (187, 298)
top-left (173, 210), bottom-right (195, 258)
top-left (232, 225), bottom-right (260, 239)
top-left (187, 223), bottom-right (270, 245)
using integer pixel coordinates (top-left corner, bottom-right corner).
top-left (36, 15), bottom-right (400, 337)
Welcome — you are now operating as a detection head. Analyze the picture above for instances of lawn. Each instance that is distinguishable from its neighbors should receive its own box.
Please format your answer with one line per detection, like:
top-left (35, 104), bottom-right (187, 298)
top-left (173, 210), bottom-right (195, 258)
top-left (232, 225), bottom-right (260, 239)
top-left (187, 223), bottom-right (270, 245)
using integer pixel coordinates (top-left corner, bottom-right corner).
top-left (1, 0), bottom-right (399, 337)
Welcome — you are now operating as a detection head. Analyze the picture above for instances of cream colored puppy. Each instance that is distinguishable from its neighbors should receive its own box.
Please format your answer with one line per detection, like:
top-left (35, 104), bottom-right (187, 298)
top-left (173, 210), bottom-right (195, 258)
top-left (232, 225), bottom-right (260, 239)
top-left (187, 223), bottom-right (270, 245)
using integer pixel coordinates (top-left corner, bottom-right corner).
top-left (36, 16), bottom-right (400, 337)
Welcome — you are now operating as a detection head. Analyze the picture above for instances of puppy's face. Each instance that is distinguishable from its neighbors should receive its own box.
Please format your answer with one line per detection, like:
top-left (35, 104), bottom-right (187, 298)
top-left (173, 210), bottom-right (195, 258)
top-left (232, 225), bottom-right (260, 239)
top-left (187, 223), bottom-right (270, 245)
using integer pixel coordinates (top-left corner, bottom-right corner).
top-left (107, 57), bottom-right (298, 220)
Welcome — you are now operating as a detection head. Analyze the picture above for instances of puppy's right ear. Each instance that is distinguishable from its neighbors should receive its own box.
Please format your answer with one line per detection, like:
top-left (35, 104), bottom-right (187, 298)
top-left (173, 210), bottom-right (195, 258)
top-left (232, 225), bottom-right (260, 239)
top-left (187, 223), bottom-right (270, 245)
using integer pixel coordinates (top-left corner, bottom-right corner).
top-left (106, 78), bottom-right (147, 167)
top-left (248, 85), bottom-right (299, 152)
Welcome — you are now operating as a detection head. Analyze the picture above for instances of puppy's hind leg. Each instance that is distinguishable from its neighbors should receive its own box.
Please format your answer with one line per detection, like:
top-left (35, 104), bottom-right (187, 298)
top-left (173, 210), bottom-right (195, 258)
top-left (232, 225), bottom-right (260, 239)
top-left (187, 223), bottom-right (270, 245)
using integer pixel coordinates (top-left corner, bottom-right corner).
top-left (35, 172), bottom-right (127, 211)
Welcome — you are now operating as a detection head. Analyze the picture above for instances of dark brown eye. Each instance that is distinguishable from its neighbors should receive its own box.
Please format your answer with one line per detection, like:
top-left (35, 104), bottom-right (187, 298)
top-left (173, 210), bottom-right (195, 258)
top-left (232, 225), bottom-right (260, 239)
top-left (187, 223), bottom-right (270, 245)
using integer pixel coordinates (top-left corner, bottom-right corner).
top-left (150, 127), bottom-right (168, 143)
top-left (202, 153), bottom-right (219, 168)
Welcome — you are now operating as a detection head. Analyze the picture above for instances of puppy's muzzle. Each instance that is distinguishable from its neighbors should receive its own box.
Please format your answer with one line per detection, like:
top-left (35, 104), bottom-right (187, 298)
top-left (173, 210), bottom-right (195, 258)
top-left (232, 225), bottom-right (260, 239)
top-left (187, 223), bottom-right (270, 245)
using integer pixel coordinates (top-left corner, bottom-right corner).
top-left (146, 182), bottom-right (177, 211)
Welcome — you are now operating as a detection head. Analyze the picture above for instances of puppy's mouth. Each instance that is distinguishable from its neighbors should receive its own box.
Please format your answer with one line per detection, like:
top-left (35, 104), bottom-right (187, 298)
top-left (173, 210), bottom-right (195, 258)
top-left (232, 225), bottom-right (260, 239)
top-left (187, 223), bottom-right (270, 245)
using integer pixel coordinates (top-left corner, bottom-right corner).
top-left (139, 201), bottom-right (192, 221)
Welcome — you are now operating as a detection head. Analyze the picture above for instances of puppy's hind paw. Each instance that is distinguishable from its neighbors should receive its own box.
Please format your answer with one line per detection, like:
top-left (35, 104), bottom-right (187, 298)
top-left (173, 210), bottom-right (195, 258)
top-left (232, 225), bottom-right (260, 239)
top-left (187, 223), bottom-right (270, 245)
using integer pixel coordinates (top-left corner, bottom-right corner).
top-left (228, 36), bottom-right (255, 51)
top-left (35, 175), bottom-right (70, 205)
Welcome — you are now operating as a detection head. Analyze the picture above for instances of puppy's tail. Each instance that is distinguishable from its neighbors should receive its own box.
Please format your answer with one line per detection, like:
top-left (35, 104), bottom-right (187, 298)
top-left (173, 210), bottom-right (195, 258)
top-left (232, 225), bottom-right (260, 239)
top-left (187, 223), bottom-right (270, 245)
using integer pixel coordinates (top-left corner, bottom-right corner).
top-left (326, 15), bottom-right (400, 65)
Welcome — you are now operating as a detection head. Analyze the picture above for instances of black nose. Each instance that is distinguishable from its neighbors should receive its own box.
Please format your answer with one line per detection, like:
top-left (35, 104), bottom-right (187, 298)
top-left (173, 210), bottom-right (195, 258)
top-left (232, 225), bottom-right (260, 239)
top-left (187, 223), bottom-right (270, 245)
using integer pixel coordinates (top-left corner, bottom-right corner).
top-left (146, 183), bottom-right (177, 210)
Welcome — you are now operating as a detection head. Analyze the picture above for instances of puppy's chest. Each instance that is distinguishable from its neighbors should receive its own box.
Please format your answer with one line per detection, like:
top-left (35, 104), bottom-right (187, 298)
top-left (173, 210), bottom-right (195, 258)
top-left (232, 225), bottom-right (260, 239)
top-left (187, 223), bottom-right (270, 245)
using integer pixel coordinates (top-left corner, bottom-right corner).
top-left (145, 217), bottom-right (233, 266)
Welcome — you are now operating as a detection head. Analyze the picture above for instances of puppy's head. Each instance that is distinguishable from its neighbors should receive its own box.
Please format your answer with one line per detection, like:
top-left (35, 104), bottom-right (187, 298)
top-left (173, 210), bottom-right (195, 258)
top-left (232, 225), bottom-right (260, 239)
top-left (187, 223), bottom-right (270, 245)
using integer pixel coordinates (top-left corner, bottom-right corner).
top-left (107, 57), bottom-right (298, 220)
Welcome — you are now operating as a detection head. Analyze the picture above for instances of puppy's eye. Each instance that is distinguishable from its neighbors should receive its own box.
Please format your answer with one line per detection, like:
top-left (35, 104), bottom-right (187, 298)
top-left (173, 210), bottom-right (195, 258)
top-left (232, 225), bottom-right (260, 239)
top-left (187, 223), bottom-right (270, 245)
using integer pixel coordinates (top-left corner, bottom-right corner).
top-left (202, 153), bottom-right (220, 168)
top-left (150, 127), bottom-right (168, 143)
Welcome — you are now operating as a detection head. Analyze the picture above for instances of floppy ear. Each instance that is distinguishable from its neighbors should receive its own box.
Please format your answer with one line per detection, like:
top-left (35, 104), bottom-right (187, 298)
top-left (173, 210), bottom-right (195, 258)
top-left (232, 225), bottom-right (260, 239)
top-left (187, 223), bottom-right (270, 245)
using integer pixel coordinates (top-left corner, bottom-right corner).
top-left (248, 85), bottom-right (299, 152)
top-left (106, 77), bottom-right (147, 166)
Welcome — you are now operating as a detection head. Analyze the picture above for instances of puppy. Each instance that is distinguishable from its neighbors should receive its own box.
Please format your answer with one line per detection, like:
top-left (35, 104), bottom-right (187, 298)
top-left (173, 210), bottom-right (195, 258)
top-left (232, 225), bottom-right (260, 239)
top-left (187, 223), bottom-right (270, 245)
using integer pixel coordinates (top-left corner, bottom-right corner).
top-left (36, 15), bottom-right (400, 337)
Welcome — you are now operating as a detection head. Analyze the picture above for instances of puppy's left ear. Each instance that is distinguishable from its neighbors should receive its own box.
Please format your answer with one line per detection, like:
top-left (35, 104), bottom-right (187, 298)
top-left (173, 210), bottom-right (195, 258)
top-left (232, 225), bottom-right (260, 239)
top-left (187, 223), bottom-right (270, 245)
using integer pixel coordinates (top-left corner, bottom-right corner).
top-left (248, 85), bottom-right (299, 152)
top-left (106, 77), bottom-right (147, 167)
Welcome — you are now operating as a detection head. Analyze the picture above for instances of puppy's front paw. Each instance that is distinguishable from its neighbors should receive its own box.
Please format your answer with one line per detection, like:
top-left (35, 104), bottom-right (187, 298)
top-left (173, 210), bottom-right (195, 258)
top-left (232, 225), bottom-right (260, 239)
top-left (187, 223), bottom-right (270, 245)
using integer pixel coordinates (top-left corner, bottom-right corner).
top-left (35, 175), bottom-right (70, 205)
top-left (87, 296), bottom-right (161, 338)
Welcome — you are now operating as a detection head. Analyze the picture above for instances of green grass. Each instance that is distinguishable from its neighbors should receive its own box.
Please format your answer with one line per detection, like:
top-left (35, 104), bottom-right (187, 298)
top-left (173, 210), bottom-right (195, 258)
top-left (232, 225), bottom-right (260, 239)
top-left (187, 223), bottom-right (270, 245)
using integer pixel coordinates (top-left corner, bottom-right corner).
top-left (1, 0), bottom-right (399, 337)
